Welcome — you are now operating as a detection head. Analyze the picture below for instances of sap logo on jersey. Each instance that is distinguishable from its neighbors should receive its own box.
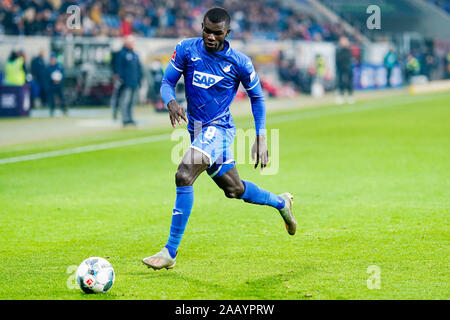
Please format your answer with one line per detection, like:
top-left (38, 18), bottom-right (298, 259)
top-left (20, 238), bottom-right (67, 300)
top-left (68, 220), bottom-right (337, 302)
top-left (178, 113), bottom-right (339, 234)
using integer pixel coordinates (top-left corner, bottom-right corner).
top-left (193, 70), bottom-right (224, 89)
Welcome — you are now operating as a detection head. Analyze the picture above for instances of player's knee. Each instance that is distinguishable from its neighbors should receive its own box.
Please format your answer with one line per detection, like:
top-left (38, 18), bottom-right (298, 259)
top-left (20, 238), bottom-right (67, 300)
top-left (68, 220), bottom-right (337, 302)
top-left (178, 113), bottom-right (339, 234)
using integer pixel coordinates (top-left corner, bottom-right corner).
top-left (175, 169), bottom-right (193, 187)
top-left (223, 183), bottom-right (245, 199)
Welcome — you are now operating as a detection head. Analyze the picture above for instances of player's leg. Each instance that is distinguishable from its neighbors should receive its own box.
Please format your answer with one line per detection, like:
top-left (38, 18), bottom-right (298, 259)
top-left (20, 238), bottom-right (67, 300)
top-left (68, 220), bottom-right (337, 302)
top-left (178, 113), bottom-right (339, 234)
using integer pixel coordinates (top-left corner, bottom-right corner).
top-left (48, 87), bottom-right (55, 116)
top-left (142, 147), bottom-right (209, 270)
top-left (212, 166), bottom-right (297, 235)
top-left (57, 86), bottom-right (67, 114)
top-left (40, 82), bottom-right (47, 106)
top-left (110, 81), bottom-right (121, 120)
top-left (336, 71), bottom-right (344, 105)
top-left (120, 87), bottom-right (131, 125)
top-left (347, 71), bottom-right (355, 104)
top-left (127, 88), bottom-right (137, 125)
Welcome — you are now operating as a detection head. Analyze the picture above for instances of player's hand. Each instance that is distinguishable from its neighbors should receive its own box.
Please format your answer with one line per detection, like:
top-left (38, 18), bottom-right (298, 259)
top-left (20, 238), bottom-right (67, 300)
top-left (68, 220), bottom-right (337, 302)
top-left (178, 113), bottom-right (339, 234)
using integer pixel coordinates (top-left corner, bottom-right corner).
top-left (251, 135), bottom-right (269, 171)
top-left (167, 100), bottom-right (188, 128)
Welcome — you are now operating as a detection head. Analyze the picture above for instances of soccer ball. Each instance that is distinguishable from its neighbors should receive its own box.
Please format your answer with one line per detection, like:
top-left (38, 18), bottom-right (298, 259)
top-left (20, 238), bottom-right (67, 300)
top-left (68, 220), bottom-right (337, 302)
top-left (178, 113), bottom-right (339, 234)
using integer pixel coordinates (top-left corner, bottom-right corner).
top-left (76, 257), bottom-right (115, 294)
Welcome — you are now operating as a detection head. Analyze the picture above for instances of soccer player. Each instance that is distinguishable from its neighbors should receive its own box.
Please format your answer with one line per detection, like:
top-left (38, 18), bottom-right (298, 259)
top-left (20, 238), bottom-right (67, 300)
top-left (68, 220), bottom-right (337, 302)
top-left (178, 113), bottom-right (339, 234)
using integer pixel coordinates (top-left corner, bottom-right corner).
top-left (335, 36), bottom-right (354, 105)
top-left (142, 7), bottom-right (297, 270)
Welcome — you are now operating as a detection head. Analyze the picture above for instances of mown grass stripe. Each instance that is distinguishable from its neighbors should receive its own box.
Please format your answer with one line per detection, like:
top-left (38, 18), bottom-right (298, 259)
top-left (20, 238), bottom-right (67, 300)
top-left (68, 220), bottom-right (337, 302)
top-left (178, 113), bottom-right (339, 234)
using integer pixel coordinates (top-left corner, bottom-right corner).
top-left (0, 92), bottom-right (441, 165)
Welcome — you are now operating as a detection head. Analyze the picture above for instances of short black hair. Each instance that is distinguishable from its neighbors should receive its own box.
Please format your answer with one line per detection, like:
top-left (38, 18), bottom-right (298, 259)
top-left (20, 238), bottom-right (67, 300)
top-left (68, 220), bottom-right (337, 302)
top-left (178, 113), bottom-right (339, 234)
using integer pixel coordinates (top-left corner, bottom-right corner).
top-left (203, 7), bottom-right (231, 27)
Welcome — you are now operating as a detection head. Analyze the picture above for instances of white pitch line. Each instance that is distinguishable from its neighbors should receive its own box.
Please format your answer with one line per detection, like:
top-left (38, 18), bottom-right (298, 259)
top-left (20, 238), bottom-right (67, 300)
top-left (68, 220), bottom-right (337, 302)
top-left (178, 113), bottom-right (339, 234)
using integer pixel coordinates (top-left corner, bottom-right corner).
top-left (0, 134), bottom-right (170, 165)
top-left (0, 94), bottom-right (434, 165)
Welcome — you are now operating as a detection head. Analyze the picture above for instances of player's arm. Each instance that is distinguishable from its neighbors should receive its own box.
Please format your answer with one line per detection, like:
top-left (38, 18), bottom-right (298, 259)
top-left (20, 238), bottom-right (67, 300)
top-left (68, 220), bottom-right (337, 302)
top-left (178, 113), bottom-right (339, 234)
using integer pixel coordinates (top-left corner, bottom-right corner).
top-left (137, 57), bottom-right (143, 88)
top-left (116, 51), bottom-right (125, 81)
top-left (248, 82), bottom-right (269, 171)
top-left (160, 43), bottom-right (188, 128)
top-left (240, 59), bottom-right (268, 170)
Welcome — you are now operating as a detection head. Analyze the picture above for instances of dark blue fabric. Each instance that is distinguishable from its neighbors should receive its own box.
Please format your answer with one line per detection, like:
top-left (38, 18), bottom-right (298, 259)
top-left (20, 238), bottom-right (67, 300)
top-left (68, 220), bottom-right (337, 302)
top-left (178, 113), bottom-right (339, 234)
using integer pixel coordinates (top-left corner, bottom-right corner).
top-left (46, 63), bottom-right (64, 87)
top-left (116, 47), bottom-right (142, 89)
top-left (31, 56), bottom-right (47, 85)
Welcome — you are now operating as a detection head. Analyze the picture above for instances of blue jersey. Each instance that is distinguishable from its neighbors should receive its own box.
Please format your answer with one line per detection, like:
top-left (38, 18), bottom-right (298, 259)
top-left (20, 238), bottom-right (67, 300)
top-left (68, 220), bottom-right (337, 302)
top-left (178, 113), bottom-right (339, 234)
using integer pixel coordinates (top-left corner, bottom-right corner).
top-left (161, 38), bottom-right (266, 135)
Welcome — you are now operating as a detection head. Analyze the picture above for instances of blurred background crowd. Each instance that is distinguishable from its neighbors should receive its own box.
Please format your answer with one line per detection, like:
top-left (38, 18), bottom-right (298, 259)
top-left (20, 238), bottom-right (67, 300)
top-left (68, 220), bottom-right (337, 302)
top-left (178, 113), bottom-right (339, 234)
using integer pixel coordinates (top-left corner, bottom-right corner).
top-left (0, 0), bottom-right (346, 41)
top-left (0, 0), bottom-right (449, 120)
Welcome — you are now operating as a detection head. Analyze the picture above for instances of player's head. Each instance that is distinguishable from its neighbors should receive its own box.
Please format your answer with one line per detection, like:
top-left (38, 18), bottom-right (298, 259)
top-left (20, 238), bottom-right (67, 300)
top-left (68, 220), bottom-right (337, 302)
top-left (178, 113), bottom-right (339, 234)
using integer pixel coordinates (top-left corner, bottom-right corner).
top-left (202, 7), bottom-right (231, 52)
top-left (339, 36), bottom-right (349, 47)
top-left (8, 50), bottom-right (17, 62)
top-left (124, 34), bottom-right (136, 50)
top-left (50, 52), bottom-right (57, 65)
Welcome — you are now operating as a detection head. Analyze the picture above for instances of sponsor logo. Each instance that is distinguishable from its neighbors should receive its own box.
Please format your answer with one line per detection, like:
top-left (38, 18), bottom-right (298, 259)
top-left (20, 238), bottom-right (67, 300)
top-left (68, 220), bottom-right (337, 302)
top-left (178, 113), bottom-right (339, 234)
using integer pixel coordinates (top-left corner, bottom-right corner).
top-left (1, 94), bottom-right (16, 109)
top-left (85, 277), bottom-right (94, 286)
top-left (192, 70), bottom-right (224, 89)
top-left (191, 57), bottom-right (201, 61)
top-left (223, 64), bottom-right (232, 73)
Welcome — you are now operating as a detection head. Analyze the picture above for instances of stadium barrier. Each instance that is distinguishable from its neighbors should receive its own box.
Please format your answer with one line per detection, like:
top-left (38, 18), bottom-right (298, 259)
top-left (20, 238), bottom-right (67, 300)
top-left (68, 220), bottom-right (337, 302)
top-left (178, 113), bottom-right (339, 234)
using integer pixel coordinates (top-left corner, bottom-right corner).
top-left (409, 79), bottom-right (450, 94)
top-left (0, 84), bottom-right (31, 117)
top-left (353, 63), bottom-right (403, 89)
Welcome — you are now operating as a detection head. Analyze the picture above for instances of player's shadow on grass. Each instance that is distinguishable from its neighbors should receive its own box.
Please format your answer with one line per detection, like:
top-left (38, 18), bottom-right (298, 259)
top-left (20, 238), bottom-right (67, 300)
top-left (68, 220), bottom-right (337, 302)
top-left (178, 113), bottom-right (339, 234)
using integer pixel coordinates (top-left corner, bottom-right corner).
top-left (66, 290), bottom-right (119, 300)
top-left (132, 265), bottom-right (315, 299)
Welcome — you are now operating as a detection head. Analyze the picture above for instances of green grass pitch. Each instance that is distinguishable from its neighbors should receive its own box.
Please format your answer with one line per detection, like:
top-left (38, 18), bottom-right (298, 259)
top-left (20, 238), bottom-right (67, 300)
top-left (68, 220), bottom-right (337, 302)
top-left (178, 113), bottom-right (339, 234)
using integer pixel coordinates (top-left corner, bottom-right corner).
top-left (0, 92), bottom-right (448, 300)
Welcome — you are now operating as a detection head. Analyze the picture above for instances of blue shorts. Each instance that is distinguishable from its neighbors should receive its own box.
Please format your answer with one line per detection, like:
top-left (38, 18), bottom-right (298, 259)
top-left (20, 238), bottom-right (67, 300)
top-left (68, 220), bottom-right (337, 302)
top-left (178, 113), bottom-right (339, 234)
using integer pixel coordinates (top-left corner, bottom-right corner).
top-left (189, 125), bottom-right (236, 179)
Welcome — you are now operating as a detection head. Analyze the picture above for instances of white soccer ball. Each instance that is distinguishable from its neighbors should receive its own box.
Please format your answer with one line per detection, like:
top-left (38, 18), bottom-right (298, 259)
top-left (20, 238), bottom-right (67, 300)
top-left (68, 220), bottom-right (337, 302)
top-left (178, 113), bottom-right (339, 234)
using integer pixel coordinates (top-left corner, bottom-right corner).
top-left (76, 257), bottom-right (115, 294)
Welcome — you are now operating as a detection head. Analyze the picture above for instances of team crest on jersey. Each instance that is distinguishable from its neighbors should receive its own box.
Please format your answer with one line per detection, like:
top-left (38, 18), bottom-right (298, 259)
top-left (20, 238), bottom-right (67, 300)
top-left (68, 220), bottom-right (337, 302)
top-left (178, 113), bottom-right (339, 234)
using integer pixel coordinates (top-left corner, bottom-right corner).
top-left (192, 70), bottom-right (224, 89)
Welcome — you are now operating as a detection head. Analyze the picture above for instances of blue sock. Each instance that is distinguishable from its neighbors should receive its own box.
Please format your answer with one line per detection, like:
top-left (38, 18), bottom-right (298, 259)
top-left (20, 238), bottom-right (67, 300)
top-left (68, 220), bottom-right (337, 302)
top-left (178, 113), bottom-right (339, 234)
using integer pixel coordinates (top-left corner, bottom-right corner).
top-left (239, 180), bottom-right (285, 210)
top-left (165, 186), bottom-right (194, 258)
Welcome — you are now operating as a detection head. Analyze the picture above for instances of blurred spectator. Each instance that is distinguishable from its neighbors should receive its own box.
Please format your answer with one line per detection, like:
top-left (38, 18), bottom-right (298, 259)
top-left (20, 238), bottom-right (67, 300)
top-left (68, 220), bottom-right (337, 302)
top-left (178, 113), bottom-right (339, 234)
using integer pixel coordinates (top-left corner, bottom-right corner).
top-left (335, 36), bottom-right (354, 104)
top-left (4, 50), bottom-right (27, 86)
top-left (445, 52), bottom-right (450, 79)
top-left (278, 58), bottom-right (306, 92)
top-left (308, 54), bottom-right (327, 97)
top-left (23, 7), bottom-right (39, 35)
top-left (148, 59), bottom-right (165, 112)
top-left (420, 48), bottom-right (437, 80)
top-left (89, 2), bottom-right (103, 25)
top-left (30, 49), bottom-right (47, 109)
top-left (309, 54), bottom-right (327, 80)
top-left (46, 53), bottom-right (66, 116)
top-left (120, 14), bottom-right (133, 37)
top-left (116, 35), bottom-right (142, 126)
top-left (134, 16), bottom-right (155, 37)
top-left (405, 53), bottom-right (420, 83)
top-left (1, 3), bottom-right (21, 35)
top-left (384, 47), bottom-right (397, 87)
top-left (110, 41), bottom-right (126, 120)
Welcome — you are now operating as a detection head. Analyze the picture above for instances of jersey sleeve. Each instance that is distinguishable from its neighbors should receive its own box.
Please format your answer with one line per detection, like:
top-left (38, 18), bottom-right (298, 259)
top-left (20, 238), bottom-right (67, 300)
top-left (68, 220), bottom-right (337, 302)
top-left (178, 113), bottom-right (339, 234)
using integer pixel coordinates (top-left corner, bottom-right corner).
top-left (239, 56), bottom-right (260, 92)
top-left (239, 56), bottom-right (266, 136)
top-left (160, 41), bottom-right (188, 105)
top-left (170, 40), bottom-right (188, 72)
